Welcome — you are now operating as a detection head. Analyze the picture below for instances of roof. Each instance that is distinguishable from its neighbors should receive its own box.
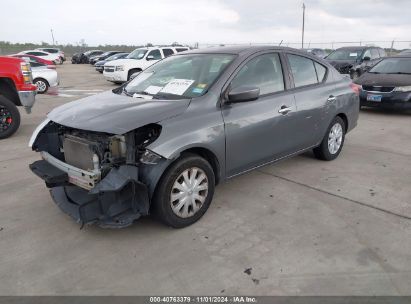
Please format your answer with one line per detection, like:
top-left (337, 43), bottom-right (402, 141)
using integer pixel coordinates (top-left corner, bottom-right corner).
top-left (185, 45), bottom-right (307, 56)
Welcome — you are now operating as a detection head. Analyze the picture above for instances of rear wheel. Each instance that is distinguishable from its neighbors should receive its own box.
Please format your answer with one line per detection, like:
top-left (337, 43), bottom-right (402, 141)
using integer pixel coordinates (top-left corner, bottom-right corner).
top-left (0, 95), bottom-right (21, 139)
top-left (152, 154), bottom-right (215, 228)
top-left (313, 116), bottom-right (345, 161)
top-left (34, 78), bottom-right (49, 94)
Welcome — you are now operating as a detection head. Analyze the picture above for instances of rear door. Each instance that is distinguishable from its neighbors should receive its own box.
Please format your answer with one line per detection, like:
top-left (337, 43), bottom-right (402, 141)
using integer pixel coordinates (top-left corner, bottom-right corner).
top-left (285, 53), bottom-right (335, 149)
top-left (222, 52), bottom-right (300, 177)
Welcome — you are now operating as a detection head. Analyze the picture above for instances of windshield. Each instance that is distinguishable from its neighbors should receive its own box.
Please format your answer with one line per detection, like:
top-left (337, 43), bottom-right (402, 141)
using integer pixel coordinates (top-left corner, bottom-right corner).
top-left (107, 53), bottom-right (126, 61)
top-left (369, 58), bottom-right (411, 74)
top-left (127, 49), bottom-right (148, 60)
top-left (327, 49), bottom-right (362, 60)
top-left (123, 53), bottom-right (236, 99)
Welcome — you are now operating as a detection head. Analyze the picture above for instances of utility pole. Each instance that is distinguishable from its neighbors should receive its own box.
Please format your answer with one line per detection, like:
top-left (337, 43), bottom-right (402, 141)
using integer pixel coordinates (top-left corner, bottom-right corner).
top-left (301, 3), bottom-right (306, 49)
top-left (50, 29), bottom-right (55, 45)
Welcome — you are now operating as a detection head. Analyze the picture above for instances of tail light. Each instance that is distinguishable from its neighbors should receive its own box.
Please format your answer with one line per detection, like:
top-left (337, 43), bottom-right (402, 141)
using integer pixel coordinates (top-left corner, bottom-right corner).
top-left (350, 83), bottom-right (361, 96)
top-left (20, 62), bottom-right (33, 84)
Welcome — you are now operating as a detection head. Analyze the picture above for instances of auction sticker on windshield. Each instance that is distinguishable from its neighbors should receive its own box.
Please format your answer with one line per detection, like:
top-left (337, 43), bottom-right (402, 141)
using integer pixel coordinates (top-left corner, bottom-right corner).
top-left (160, 79), bottom-right (195, 95)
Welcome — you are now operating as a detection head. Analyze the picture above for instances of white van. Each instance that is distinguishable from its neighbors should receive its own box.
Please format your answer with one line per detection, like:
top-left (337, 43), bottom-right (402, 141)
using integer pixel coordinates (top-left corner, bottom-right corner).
top-left (103, 46), bottom-right (189, 83)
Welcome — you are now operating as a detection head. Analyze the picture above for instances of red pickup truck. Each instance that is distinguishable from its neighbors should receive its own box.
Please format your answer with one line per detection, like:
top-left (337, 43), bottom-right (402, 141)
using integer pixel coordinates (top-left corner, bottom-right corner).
top-left (0, 56), bottom-right (37, 139)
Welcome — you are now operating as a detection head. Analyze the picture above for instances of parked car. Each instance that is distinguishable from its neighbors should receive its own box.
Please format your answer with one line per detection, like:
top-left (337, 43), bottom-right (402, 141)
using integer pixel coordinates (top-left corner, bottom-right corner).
top-left (326, 46), bottom-right (386, 79)
top-left (36, 48), bottom-right (65, 63)
top-left (89, 51), bottom-right (124, 65)
top-left (29, 46), bottom-right (359, 228)
top-left (355, 55), bottom-right (411, 110)
top-left (71, 50), bottom-right (104, 64)
top-left (31, 64), bottom-right (59, 94)
top-left (103, 46), bottom-right (189, 83)
top-left (11, 54), bottom-right (56, 69)
top-left (18, 50), bottom-right (61, 65)
top-left (303, 48), bottom-right (328, 58)
top-left (95, 53), bottom-right (129, 73)
top-left (0, 56), bottom-right (37, 139)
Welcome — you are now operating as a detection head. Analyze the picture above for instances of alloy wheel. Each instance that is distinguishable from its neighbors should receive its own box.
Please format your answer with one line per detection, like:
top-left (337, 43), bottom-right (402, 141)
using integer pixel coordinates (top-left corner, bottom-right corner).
top-left (328, 122), bottom-right (343, 154)
top-left (35, 80), bottom-right (47, 93)
top-left (0, 105), bottom-right (13, 133)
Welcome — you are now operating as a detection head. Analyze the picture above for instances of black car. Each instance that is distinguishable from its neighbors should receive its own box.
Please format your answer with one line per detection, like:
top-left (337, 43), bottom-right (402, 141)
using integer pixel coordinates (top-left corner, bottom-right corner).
top-left (89, 51), bottom-right (124, 65)
top-left (355, 55), bottom-right (411, 110)
top-left (95, 53), bottom-right (129, 73)
top-left (303, 48), bottom-right (328, 58)
top-left (71, 50), bottom-right (104, 64)
top-left (326, 46), bottom-right (386, 79)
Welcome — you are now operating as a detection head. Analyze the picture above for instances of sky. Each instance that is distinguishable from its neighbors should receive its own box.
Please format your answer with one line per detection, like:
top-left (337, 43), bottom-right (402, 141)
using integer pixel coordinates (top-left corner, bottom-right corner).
top-left (1, 0), bottom-right (410, 49)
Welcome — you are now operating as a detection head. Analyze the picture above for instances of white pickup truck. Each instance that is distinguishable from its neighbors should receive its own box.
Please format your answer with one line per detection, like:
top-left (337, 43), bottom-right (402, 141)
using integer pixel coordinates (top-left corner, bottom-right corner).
top-left (103, 46), bottom-right (189, 83)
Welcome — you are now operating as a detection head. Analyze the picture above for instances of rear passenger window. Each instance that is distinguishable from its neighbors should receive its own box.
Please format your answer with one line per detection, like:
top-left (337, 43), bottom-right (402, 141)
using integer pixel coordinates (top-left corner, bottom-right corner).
top-left (287, 54), bottom-right (318, 87)
top-left (231, 53), bottom-right (284, 95)
top-left (176, 48), bottom-right (188, 53)
top-left (162, 49), bottom-right (174, 57)
top-left (314, 62), bottom-right (327, 82)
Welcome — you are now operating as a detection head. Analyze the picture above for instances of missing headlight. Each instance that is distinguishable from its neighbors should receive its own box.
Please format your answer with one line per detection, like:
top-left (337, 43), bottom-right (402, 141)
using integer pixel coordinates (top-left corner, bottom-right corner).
top-left (140, 150), bottom-right (163, 165)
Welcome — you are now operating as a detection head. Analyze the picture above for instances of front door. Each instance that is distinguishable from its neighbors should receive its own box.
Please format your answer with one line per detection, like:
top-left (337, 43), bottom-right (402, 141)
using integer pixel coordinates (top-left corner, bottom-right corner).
top-left (222, 52), bottom-right (299, 177)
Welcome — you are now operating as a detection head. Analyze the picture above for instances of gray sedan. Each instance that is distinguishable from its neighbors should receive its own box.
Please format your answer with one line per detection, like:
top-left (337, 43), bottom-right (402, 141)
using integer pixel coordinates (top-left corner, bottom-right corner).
top-left (29, 46), bottom-right (359, 228)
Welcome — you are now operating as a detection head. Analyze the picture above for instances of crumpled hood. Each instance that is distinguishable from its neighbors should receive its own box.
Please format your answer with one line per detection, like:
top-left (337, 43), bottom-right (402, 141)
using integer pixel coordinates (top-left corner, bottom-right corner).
top-left (355, 72), bottom-right (411, 87)
top-left (48, 90), bottom-right (190, 134)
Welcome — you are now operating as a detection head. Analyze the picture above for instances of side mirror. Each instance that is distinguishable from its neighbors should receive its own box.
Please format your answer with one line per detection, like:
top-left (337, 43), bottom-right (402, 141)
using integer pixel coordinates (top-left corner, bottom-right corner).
top-left (363, 56), bottom-right (371, 61)
top-left (227, 86), bottom-right (260, 103)
top-left (146, 55), bottom-right (155, 61)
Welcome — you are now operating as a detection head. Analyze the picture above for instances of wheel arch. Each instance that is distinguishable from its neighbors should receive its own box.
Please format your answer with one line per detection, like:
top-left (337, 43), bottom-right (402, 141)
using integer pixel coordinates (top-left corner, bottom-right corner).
top-left (336, 113), bottom-right (348, 132)
top-left (0, 78), bottom-right (21, 106)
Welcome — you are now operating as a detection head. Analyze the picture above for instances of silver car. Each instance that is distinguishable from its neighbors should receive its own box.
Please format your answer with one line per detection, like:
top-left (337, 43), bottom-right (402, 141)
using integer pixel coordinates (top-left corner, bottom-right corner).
top-left (31, 65), bottom-right (59, 94)
top-left (29, 46), bottom-right (359, 228)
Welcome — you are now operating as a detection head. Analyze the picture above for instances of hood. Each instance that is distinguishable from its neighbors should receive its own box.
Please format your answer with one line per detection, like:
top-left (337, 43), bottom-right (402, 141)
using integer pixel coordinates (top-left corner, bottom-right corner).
top-left (48, 90), bottom-right (191, 134)
top-left (327, 59), bottom-right (357, 68)
top-left (355, 72), bottom-right (411, 87)
top-left (95, 60), bottom-right (107, 66)
top-left (105, 58), bottom-right (137, 66)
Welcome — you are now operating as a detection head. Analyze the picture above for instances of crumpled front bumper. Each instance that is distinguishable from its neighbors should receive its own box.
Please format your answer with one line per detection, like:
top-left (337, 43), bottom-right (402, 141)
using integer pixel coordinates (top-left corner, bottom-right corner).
top-left (18, 90), bottom-right (36, 113)
top-left (29, 158), bottom-right (150, 228)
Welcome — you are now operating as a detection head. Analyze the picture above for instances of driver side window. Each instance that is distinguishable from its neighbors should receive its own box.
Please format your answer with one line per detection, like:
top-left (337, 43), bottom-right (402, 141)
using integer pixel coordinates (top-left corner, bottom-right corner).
top-left (147, 49), bottom-right (162, 60)
top-left (231, 53), bottom-right (285, 95)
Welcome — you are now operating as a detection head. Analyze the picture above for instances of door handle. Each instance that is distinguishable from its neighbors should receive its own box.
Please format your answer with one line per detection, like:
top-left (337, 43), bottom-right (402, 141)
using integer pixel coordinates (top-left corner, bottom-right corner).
top-left (327, 95), bottom-right (337, 102)
top-left (278, 105), bottom-right (292, 115)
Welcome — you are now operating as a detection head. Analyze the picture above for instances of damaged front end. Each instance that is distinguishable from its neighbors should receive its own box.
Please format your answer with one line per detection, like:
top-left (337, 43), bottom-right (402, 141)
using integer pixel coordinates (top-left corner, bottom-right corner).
top-left (29, 120), bottom-right (163, 228)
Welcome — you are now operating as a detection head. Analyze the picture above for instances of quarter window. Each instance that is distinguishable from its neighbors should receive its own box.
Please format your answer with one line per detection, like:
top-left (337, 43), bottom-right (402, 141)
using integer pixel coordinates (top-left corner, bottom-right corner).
top-left (287, 54), bottom-right (319, 87)
top-left (314, 62), bottom-right (327, 82)
top-left (231, 53), bottom-right (285, 95)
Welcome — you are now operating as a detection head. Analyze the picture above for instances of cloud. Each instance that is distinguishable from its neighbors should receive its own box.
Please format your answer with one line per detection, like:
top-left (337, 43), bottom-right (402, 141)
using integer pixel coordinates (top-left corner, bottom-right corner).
top-left (0, 0), bottom-right (410, 49)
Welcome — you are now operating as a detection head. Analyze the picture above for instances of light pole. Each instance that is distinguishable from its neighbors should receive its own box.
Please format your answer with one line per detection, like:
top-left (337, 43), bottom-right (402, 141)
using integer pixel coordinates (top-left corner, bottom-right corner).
top-left (50, 29), bottom-right (55, 45)
top-left (302, 3), bottom-right (305, 49)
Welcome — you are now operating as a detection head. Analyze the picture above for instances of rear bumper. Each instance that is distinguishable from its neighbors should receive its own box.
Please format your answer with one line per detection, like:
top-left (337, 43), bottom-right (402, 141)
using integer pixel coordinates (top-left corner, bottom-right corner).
top-left (29, 158), bottom-right (150, 228)
top-left (18, 90), bottom-right (36, 112)
top-left (360, 91), bottom-right (411, 109)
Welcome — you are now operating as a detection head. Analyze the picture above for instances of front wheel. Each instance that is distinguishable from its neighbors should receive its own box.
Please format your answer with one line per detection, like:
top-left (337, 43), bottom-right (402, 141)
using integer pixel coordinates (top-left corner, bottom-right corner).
top-left (313, 116), bottom-right (345, 161)
top-left (0, 95), bottom-right (21, 139)
top-left (152, 154), bottom-right (215, 228)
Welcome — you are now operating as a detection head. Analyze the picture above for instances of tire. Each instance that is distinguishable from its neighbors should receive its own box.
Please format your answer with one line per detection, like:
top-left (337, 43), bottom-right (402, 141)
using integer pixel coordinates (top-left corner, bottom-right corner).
top-left (313, 116), bottom-right (346, 161)
top-left (152, 154), bottom-right (215, 228)
top-left (0, 95), bottom-right (21, 139)
top-left (34, 78), bottom-right (49, 94)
